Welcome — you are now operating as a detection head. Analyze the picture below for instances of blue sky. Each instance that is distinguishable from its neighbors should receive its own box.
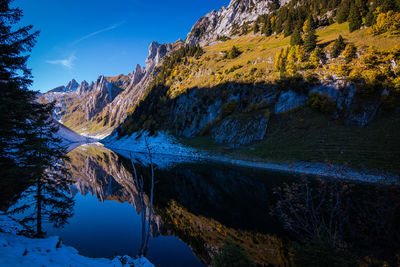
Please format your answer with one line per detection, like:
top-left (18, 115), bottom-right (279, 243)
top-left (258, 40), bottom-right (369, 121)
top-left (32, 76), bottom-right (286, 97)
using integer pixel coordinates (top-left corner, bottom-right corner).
top-left (15, 0), bottom-right (229, 92)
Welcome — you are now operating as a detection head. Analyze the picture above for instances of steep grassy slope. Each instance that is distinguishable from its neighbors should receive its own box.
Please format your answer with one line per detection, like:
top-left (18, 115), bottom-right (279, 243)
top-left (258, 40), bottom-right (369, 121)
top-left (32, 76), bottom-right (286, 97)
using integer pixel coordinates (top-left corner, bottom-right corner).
top-left (163, 22), bottom-right (400, 97)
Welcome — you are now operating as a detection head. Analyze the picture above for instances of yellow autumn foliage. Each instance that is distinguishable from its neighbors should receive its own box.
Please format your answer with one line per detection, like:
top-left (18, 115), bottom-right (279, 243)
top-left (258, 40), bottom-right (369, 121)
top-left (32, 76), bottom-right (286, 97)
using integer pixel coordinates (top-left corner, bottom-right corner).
top-left (369, 11), bottom-right (400, 36)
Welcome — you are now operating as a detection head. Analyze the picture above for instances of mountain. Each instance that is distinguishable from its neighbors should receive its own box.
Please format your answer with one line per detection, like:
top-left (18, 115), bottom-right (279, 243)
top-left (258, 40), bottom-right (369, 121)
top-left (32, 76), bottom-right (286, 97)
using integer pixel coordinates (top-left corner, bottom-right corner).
top-left (113, 0), bottom-right (400, 172)
top-left (41, 0), bottom-right (400, 171)
top-left (186, 0), bottom-right (289, 46)
top-left (37, 39), bottom-right (182, 137)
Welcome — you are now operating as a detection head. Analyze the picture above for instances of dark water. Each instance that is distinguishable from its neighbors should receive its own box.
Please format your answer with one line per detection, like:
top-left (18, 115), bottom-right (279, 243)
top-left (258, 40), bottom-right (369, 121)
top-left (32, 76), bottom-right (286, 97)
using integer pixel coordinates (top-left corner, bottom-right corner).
top-left (4, 144), bottom-right (400, 266)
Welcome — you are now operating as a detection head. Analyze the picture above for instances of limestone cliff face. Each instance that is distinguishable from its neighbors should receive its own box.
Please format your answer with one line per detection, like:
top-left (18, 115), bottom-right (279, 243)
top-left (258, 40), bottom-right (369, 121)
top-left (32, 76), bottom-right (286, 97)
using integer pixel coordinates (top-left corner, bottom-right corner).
top-left (186, 0), bottom-right (290, 46)
top-left (83, 75), bottom-right (120, 121)
top-left (96, 40), bottom-right (180, 135)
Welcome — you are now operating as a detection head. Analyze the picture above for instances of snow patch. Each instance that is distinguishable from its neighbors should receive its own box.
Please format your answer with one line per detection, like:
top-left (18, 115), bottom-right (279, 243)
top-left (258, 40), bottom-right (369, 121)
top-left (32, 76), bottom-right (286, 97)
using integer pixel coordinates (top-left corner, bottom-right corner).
top-left (0, 214), bottom-right (154, 267)
top-left (102, 131), bottom-right (202, 163)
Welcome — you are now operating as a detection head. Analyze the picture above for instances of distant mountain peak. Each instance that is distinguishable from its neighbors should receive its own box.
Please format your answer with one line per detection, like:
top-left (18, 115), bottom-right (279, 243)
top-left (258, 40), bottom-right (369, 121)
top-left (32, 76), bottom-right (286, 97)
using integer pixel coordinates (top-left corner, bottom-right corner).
top-left (66, 79), bottom-right (79, 91)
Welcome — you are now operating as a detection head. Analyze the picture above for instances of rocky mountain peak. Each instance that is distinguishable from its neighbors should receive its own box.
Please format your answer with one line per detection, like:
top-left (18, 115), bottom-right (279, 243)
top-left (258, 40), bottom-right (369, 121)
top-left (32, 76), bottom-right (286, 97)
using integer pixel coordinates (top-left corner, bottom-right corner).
top-left (85, 75), bottom-right (117, 121)
top-left (77, 80), bottom-right (89, 95)
top-left (144, 41), bottom-right (173, 74)
top-left (66, 79), bottom-right (79, 91)
top-left (132, 64), bottom-right (145, 85)
top-left (185, 0), bottom-right (289, 46)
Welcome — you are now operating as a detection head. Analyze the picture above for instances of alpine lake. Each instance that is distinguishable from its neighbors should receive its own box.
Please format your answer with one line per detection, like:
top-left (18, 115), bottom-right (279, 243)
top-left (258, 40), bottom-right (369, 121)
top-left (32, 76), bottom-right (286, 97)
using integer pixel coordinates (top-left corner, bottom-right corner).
top-left (3, 143), bottom-right (399, 267)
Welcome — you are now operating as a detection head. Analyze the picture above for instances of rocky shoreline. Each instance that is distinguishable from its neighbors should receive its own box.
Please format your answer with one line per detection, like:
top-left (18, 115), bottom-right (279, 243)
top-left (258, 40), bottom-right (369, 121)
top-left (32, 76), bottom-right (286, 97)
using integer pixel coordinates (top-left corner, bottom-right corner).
top-left (101, 132), bottom-right (399, 185)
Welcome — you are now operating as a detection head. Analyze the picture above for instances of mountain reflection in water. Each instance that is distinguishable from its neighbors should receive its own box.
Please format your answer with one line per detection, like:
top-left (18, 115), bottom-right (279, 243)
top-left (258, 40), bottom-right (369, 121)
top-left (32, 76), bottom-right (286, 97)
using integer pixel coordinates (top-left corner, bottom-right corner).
top-left (5, 143), bottom-right (398, 266)
top-left (64, 143), bottom-right (294, 266)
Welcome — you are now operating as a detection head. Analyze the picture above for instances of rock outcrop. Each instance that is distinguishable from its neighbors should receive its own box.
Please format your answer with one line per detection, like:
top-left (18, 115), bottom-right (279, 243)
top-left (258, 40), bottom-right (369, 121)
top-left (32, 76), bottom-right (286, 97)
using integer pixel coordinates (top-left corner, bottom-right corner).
top-left (211, 114), bottom-right (269, 146)
top-left (66, 79), bottom-right (79, 91)
top-left (76, 80), bottom-right (89, 95)
top-left (84, 75), bottom-right (119, 120)
top-left (274, 90), bottom-right (308, 114)
top-left (186, 0), bottom-right (290, 46)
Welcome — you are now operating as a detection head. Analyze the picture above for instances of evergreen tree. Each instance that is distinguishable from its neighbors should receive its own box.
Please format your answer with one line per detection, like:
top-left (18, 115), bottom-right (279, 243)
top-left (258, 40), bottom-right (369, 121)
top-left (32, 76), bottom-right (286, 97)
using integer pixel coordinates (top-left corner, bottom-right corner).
top-left (274, 17), bottom-right (283, 33)
top-left (290, 26), bottom-right (303, 46)
top-left (0, 0), bottom-right (69, 209)
top-left (336, 0), bottom-right (351, 23)
top-left (0, 0), bottom-right (39, 185)
top-left (253, 21), bottom-right (260, 34)
top-left (331, 35), bottom-right (346, 58)
top-left (8, 104), bottom-right (74, 237)
top-left (348, 3), bottom-right (362, 32)
top-left (263, 18), bottom-right (272, 37)
top-left (284, 16), bottom-right (293, 37)
top-left (355, 0), bottom-right (368, 16)
top-left (226, 46), bottom-right (241, 59)
top-left (365, 9), bottom-right (376, 27)
top-left (303, 16), bottom-right (317, 52)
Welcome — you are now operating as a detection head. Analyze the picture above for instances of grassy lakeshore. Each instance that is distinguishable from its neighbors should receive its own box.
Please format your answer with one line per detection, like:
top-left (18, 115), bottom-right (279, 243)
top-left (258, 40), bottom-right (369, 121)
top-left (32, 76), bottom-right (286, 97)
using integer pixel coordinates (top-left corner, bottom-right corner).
top-left (180, 107), bottom-right (400, 173)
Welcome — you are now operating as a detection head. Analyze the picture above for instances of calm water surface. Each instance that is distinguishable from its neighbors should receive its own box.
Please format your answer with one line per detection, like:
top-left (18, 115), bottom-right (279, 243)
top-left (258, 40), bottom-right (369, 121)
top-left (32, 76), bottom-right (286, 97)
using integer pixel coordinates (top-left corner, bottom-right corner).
top-left (46, 144), bottom-right (296, 266)
top-left (5, 143), bottom-right (399, 266)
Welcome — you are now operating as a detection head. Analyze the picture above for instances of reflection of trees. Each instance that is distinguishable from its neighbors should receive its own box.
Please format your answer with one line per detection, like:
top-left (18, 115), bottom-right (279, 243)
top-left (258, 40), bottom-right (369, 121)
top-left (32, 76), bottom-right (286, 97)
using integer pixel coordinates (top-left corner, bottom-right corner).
top-left (130, 139), bottom-right (155, 257)
top-left (272, 178), bottom-right (400, 266)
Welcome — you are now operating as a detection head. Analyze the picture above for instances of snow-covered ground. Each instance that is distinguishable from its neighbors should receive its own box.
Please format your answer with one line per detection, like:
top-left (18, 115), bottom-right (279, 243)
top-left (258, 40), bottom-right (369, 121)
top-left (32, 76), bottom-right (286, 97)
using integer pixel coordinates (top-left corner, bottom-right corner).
top-left (102, 131), bottom-right (399, 184)
top-left (54, 120), bottom-right (97, 151)
top-left (0, 213), bottom-right (154, 267)
top-left (102, 131), bottom-right (199, 157)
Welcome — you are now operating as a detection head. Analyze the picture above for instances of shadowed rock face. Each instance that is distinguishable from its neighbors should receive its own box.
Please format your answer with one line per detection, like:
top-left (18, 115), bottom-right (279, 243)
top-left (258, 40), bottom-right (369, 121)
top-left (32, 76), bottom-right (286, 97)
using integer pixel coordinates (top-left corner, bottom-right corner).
top-left (76, 81), bottom-right (89, 95)
top-left (275, 90), bottom-right (308, 114)
top-left (211, 114), bottom-right (269, 146)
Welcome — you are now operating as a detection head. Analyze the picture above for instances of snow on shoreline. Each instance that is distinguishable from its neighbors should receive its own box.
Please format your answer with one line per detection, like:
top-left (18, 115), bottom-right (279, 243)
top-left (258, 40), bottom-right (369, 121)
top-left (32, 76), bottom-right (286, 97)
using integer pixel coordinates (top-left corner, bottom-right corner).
top-left (0, 213), bottom-right (154, 267)
top-left (101, 131), bottom-right (399, 184)
top-left (102, 131), bottom-right (199, 158)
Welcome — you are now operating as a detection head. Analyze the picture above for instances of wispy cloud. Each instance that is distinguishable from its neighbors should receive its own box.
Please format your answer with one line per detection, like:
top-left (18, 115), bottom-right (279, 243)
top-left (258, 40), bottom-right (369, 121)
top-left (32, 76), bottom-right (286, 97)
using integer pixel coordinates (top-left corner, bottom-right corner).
top-left (46, 54), bottom-right (77, 69)
top-left (72, 21), bottom-right (125, 45)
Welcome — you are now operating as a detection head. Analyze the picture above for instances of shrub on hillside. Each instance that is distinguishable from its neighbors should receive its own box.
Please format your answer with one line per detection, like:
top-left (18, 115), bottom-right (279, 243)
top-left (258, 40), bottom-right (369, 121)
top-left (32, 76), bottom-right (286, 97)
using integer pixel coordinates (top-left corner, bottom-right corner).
top-left (308, 92), bottom-right (336, 114)
top-left (341, 44), bottom-right (357, 63)
top-left (368, 10), bottom-right (400, 35)
top-left (224, 46), bottom-right (242, 59)
top-left (331, 35), bottom-right (346, 58)
top-left (220, 99), bottom-right (238, 118)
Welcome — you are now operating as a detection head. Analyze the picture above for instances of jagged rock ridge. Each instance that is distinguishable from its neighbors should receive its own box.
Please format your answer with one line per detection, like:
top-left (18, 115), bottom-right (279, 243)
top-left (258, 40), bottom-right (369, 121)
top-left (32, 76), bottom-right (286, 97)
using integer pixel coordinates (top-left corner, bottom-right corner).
top-left (186, 0), bottom-right (290, 46)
